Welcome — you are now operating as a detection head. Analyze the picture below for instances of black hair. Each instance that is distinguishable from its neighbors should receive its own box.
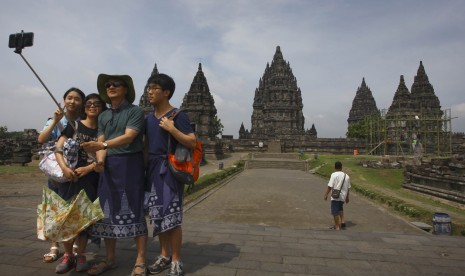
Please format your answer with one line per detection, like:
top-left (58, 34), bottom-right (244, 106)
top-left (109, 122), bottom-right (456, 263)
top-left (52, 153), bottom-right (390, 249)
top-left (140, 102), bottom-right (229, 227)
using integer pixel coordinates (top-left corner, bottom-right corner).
top-left (63, 87), bottom-right (86, 117)
top-left (63, 87), bottom-right (85, 102)
top-left (335, 161), bottom-right (342, 170)
top-left (81, 93), bottom-right (108, 119)
top-left (146, 73), bottom-right (176, 99)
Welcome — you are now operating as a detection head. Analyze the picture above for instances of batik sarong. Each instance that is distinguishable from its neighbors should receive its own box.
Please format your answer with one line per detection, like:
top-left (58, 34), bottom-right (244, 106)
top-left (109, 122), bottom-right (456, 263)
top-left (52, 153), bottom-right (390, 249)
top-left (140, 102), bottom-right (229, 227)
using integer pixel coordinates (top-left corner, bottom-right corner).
top-left (92, 152), bottom-right (148, 238)
top-left (145, 154), bottom-right (184, 236)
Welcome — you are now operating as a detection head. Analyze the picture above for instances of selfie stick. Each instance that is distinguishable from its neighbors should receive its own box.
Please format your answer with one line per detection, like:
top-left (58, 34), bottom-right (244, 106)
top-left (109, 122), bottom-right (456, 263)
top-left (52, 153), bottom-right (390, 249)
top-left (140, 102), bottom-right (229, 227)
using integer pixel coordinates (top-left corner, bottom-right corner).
top-left (15, 51), bottom-right (63, 113)
top-left (12, 34), bottom-right (78, 133)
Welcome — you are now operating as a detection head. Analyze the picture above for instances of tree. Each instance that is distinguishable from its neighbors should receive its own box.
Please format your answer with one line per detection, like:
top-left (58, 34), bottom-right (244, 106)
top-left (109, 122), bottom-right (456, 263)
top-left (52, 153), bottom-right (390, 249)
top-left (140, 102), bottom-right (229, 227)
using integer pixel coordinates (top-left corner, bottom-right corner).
top-left (0, 126), bottom-right (7, 138)
top-left (346, 121), bottom-right (367, 139)
top-left (211, 115), bottom-right (224, 137)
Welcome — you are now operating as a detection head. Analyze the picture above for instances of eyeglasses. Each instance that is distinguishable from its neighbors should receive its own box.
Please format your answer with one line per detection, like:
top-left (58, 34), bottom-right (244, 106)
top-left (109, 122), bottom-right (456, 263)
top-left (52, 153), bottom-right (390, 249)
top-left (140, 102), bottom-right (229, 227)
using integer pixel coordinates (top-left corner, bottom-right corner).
top-left (105, 81), bottom-right (126, 89)
top-left (85, 101), bottom-right (102, 108)
top-left (146, 86), bottom-right (162, 92)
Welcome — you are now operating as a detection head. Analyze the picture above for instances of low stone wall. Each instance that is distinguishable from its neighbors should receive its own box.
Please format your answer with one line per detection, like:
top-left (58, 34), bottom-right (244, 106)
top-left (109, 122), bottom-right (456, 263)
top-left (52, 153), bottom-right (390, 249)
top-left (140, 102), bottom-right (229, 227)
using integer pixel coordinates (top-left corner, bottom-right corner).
top-left (226, 137), bottom-right (365, 155)
top-left (403, 155), bottom-right (465, 204)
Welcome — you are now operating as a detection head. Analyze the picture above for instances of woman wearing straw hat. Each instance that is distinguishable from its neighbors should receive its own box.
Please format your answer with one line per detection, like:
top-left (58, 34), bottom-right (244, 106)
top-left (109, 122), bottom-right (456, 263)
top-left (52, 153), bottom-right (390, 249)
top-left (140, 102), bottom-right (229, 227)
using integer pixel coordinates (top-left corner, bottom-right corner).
top-left (82, 74), bottom-right (147, 276)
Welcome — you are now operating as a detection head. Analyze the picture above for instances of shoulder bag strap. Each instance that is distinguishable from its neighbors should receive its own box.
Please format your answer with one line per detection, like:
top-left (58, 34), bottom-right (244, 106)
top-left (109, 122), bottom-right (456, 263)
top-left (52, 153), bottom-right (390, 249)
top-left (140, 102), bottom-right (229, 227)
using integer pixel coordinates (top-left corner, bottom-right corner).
top-left (339, 173), bottom-right (346, 190)
top-left (166, 108), bottom-right (179, 155)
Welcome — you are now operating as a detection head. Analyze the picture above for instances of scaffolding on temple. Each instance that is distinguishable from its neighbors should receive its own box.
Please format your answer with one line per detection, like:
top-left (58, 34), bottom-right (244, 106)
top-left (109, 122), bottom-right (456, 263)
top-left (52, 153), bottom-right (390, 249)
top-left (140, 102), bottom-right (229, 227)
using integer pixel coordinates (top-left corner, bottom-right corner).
top-left (365, 108), bottom-right (453, 157)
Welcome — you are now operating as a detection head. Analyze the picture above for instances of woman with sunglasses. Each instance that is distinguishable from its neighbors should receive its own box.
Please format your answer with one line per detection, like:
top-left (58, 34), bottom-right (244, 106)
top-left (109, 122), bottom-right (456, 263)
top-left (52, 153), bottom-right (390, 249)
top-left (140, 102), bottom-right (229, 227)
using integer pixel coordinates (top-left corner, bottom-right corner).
top-left (53, 93), bottom-right (107, 273)
top-left (38, 87), bottom-right (85, 264)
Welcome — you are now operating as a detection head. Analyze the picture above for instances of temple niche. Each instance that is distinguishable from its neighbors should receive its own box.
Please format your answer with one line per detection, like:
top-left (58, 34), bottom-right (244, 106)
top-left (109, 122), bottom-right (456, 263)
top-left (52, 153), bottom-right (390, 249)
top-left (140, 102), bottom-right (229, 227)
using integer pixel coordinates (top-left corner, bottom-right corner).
top-left (246, 46), bottom-right (316, 141)
top-left (347, 78), bottom-right (380, 127)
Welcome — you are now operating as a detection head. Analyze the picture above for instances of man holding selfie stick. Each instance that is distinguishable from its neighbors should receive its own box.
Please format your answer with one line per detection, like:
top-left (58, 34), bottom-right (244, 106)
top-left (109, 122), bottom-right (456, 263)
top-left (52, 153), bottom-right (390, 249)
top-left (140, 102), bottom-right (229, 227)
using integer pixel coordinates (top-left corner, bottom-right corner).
top-left (81, 74), bottom-right (148, 276)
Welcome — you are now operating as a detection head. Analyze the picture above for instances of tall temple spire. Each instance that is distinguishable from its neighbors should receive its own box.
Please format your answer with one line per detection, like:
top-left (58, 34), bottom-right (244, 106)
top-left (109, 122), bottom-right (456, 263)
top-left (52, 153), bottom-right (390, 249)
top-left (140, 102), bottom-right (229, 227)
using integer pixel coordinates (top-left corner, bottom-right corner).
top-left (347, 78), bottom-right (380, 126)
top-left (273, 46), bottom-right (283, 62)
top-left (361, 77), bottom-right (367, 89)
top-left (249, 46), bottom-right (313, 140)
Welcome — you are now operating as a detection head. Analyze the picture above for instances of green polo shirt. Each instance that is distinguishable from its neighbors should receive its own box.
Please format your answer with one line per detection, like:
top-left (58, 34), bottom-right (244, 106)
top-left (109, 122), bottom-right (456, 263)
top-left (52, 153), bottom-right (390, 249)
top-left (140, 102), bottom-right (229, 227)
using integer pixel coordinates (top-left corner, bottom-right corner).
top-left (98, 103), bottom-right (144, 156)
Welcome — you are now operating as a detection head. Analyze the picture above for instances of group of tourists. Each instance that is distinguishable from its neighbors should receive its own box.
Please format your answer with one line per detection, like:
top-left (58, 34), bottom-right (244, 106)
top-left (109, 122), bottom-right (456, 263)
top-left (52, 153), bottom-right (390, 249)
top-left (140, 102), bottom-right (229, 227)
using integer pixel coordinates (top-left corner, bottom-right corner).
top-left (38, 73), bottom-right (193, 276)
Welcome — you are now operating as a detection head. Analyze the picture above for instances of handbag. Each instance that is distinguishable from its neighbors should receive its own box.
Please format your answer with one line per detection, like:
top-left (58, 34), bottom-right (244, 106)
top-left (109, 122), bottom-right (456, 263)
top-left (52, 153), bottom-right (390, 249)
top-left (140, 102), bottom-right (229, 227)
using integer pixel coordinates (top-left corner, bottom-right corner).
top-left (39, 121), bottom-right (80, 183)
top-left (331, 173), bottom-right (346, 199)
top-left (165, 109), bottom-right (202, 193)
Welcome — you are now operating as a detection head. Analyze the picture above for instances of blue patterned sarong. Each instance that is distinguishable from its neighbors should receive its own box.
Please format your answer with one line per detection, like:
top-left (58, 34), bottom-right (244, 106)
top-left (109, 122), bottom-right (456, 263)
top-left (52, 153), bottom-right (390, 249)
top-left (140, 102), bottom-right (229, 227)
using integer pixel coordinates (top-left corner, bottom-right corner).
top-left (145, 154), bottom-right (184, 236)
top-left (91, 152), bottom-right (147, 238)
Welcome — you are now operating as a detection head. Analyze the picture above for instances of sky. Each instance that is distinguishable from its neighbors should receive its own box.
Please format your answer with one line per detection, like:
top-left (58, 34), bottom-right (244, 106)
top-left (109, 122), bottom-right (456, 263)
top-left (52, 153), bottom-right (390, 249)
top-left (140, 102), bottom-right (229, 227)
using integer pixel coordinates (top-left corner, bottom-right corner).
top-left (1, 0), bottom-right (465, 138)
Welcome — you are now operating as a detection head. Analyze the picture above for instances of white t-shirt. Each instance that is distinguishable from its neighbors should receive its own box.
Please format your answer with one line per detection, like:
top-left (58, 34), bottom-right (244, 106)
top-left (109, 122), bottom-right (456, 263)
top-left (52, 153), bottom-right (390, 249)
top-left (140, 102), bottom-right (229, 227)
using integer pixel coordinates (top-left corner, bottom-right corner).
top-left (327, 171), bottom-right (351, 201)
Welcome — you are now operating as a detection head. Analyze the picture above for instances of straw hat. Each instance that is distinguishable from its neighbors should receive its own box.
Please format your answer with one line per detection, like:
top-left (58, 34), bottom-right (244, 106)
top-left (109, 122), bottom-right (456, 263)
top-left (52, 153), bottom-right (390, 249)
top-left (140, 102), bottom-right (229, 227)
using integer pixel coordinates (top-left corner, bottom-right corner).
top-left (97, 74), bottom-right (136, 104)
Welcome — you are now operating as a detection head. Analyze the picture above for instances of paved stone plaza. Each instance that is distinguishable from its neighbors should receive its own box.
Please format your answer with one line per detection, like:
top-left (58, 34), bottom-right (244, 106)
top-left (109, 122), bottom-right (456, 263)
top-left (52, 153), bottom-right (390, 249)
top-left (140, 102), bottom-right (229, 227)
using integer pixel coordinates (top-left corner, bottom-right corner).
top-left (1, 155), bottom-right (465, 275)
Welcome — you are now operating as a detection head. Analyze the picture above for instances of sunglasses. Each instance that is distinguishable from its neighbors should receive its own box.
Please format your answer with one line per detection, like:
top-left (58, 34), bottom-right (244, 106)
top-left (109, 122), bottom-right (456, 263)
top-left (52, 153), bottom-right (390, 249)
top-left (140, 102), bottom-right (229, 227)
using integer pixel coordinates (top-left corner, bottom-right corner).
top-left (85, 101), bottom-right (102, 108)
top-left (104, 81), bottom-right (126, 89)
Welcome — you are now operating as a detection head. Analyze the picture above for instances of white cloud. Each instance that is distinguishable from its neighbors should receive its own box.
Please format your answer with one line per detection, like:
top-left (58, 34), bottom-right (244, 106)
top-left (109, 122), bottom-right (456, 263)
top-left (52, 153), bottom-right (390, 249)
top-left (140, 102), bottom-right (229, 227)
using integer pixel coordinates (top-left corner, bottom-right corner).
top-left (1, 0), bottom-right (465, 139)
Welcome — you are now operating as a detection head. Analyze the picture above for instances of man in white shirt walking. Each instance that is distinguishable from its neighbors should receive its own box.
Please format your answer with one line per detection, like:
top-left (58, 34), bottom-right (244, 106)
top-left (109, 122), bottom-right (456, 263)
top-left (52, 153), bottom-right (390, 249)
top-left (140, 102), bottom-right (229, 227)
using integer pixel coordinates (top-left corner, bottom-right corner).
top-left (324, 161), bottom-right (351, 230)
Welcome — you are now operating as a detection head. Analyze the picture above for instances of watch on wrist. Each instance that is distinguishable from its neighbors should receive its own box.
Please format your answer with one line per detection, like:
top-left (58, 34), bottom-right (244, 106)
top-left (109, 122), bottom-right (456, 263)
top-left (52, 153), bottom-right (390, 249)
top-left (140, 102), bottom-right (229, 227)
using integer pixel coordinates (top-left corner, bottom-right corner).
top-left (102, 142), bottom-right (108, 150)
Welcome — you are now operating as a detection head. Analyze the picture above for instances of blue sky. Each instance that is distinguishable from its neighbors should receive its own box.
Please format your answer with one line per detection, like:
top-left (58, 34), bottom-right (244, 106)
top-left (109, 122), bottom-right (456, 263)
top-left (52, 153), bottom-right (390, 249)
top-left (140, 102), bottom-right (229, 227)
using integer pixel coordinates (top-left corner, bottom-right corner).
top-left (1, 0), bottom-right (464, 138)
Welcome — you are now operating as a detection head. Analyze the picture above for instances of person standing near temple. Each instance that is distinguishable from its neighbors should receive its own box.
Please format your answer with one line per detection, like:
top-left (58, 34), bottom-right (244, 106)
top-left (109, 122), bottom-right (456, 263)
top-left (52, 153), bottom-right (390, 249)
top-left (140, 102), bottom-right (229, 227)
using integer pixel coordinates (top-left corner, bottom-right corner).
top-left (81, 74), bottom-right (147, 276)
top-left (324, 161), bottom-right (351, 231)
top-left (38, 87), bottom-right (85, 263)
top-left (144, 73), bottom-right (196, 276)
top-left (53, 93), bottom-right (107, 273)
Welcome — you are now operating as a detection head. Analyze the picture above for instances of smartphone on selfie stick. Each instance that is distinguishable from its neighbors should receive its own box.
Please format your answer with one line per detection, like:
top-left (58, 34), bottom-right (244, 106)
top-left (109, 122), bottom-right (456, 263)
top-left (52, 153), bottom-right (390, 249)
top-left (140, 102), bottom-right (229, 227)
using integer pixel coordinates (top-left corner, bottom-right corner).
top-left (9, 30), bottom-right (76, 132)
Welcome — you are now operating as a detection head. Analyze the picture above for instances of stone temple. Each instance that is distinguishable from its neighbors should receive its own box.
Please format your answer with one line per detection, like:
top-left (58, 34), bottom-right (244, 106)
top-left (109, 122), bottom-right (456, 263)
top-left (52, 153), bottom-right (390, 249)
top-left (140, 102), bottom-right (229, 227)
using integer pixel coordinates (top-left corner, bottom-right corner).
top-left (134, 47), bottom-right (461, 157)
top-left (180, 63), bottom-right (218, 142)
top-left (139, 63), bottom-right (217, 143)
top-left (347, 78), bottom-right (380, 126)
top-left (240, 46), bottom-right (316, 141)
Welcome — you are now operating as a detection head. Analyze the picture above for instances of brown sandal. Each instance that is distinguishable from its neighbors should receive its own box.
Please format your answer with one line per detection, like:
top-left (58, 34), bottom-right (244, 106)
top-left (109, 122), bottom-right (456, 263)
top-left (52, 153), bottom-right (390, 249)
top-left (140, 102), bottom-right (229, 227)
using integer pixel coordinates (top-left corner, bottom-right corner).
top-left (131, 263), bottom-right (147, 276)
top-left (87, 260), bottom-right (117, 276)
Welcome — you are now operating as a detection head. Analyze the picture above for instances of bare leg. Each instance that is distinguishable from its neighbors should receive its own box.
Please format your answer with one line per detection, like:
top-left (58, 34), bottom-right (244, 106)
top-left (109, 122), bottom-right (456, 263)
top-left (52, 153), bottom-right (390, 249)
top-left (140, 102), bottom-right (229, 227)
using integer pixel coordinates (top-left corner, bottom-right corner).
top-left (62, 240), bottom-right (74, 256)
top-left (170, 226), bottom-right (182, 262)
top-left (133, 234), bottom-right (148, 274)
top-left (339, 211), bottom-right (345, 227)
top-left (104, 238), bottom-right (116, 262)
top-left (158, 231), bottom-right (171, 258)
top-left (333, 215), bottom-right (340, 230)
top-left (75, 235), bottom-right (88, 255)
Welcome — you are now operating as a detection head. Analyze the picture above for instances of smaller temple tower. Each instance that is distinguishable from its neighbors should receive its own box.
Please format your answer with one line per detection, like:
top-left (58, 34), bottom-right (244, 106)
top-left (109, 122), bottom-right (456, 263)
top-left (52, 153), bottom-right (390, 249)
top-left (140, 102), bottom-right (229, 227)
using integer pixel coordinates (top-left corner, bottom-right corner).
top-left (410, 61), bottom-right (442, 118)
top-left (180, 63), bottom-right (218, 141)
top-left (139, 63), bottom-right (159, 115)
top-left (385, 75), bottom-right (417, 153)
top-left (347, 78), bottom-right (380, 126)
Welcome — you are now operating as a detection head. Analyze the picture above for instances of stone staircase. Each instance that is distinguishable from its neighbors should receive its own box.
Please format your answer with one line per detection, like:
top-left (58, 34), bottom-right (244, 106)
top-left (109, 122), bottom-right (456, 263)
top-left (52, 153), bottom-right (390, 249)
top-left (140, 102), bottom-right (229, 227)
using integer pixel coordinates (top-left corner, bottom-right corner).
top-left (246, 153), bottom-right (308, 171)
